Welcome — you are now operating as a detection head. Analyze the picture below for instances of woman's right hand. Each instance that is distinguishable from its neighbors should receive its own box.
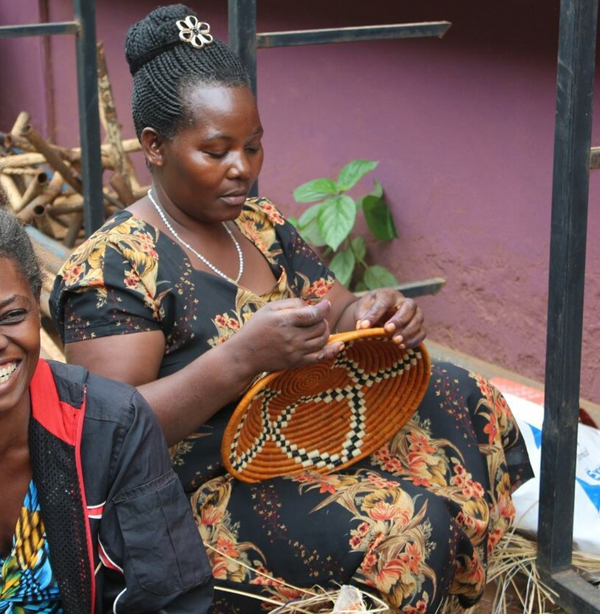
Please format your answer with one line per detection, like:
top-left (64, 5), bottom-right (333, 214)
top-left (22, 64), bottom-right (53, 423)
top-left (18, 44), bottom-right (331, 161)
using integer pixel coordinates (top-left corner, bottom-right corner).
top-left (227, 298), bottom-right (344, 374)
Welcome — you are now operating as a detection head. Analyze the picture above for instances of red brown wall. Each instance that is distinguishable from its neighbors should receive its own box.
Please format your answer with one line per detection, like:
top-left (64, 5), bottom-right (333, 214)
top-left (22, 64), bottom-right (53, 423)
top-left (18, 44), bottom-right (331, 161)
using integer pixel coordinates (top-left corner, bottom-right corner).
top-left (1, 0), bottom-right (599, 401)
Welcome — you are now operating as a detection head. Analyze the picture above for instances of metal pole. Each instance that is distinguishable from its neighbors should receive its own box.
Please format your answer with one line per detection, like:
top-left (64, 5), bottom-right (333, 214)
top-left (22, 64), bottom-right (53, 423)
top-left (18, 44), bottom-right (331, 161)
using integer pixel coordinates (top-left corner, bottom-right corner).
top-left (228, 0), bottom-right (258, 196)
top-left (538, 0), bottom-right (598, 581)
top-left (73, 0), bottom-right (104, 235)
top-left (228, 0), bottom-right (257, 95)
top-left (257, 22), bottom-right (451, 48)
top-left (0, 22), bottom-right (79, 38)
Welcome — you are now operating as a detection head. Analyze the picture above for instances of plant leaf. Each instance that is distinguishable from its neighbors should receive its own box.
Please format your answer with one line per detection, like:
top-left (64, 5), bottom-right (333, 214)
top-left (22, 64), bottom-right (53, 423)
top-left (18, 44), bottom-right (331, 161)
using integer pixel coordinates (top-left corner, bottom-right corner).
top-left (329, 248), bottom-right (356, 288)
top-left (364, 265), bottom-right (398, 290)
top-left (371, 179), bottom-right (384, 198)
top-left (336, 160), bottom-right (379, 192)
top-left (355, 279), bottom-right (368, 292)
top-left (293, 178), bottom-right (338, 203)
top-left (287, 216), bottom-right (299, 228)
top-left (317, 195), bottom-right (356, 251)
top-left (363, 188), bottom-right (399, 242)
top-left (298, 203), bottom-right (327, 247)
top-left (350, 236), bottom-right (367, 261)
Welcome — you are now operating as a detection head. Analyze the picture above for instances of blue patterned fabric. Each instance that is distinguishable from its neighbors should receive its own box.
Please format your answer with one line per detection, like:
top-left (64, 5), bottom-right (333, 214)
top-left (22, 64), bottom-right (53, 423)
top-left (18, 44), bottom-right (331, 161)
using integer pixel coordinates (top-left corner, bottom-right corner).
top-left (0, 481), bottom-right (63, 613)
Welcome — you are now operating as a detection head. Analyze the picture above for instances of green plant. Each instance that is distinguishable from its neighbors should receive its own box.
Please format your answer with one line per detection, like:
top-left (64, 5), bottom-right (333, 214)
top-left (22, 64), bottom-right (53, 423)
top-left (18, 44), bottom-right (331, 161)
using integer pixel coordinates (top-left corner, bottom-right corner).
top-left (289, 159), bottom-right (399, 292)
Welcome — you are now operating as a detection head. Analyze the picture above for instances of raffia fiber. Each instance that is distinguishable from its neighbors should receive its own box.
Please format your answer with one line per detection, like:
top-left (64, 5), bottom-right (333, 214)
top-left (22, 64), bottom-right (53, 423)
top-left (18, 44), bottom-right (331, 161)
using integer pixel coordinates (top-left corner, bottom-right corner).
top-left (438, 530), bottom-right (600, 614)
top-left (206, 529), bottom-right (600, 614)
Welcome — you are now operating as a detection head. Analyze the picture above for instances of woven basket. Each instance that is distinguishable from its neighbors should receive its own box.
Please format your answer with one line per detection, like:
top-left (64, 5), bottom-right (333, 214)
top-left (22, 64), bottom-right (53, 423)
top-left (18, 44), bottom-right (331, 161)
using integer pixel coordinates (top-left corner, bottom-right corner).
top-left (222, 328), bottom-right (431, 483)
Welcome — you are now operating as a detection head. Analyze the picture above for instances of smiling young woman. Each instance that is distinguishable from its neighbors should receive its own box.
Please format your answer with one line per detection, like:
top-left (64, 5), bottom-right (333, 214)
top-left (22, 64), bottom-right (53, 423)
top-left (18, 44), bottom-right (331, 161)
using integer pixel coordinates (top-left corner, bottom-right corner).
top-left (49, 4), bottom-right (533, 613)
top-left (0, 204), bottom-right (213, 614)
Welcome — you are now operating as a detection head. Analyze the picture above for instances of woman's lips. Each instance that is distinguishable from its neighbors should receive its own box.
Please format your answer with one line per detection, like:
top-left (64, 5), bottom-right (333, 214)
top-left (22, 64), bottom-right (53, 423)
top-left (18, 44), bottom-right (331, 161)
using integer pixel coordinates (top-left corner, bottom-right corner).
top-left (219, 194), bottom-right (247, 206)
top-left (0, 360), bottom-right (20, 387)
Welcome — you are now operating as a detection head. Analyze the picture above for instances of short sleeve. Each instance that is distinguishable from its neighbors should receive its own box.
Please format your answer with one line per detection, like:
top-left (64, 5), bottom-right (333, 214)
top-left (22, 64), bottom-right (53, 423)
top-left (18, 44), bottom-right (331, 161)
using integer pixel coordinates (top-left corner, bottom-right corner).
top-left (50, 215), bottom-right (169, 344)
top-left (253, 199), bottom-right (337, 303)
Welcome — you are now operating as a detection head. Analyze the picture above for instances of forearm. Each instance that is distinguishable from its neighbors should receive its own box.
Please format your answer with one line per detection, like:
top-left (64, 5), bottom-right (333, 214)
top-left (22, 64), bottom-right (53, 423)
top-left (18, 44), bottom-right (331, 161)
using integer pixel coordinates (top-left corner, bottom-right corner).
top-left (137, 343), bottom-right (257, 445)
top-left (332, 297), bottom-right (359, 333)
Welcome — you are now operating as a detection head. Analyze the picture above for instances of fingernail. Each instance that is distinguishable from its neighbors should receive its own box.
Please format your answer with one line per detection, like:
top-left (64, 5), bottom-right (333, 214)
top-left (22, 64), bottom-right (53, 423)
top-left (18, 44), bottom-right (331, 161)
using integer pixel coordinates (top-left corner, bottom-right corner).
top-left (317, 352), bottom-right (325, 360)
top-left (337, 343), bottom-right (345, 352)
top-left (393, 335), bottom-right (403, 344)
top-left (360, 320), bottom-right (370, 329)
top-left (385, 323), bottom-right (396, 333)
top-left (355, 321), bottom-right (361, 330)
top-left (400, 343), bottom-right (406, 349)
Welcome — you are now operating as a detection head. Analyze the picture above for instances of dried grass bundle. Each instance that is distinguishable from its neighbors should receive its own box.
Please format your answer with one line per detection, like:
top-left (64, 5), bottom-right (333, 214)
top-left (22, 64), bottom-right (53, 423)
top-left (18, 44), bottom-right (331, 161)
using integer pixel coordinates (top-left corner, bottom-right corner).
top-left (439, 530), bottom-right (600, 614)
top-left (207, 529), bottom-right (600, 614)
top-left (205, 542), bottom-right (390, 614)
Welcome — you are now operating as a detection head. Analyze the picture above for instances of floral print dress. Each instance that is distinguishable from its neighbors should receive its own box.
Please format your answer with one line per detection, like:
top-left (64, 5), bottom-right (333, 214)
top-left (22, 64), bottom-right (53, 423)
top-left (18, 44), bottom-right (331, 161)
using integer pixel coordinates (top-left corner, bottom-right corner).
top-left (50, 199), bottom-right (532, 613)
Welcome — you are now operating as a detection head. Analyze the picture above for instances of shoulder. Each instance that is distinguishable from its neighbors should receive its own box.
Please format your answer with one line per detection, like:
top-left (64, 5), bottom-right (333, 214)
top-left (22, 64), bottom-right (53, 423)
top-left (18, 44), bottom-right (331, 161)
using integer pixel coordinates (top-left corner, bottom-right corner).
top-left (52, 211), bottom-right (163, 300)
top-left (57, 212), bottom-right (160, 279)
top-left (48, 360), bottom-right (141, 430)
top-left (240, 197), bottom-right (287, 227)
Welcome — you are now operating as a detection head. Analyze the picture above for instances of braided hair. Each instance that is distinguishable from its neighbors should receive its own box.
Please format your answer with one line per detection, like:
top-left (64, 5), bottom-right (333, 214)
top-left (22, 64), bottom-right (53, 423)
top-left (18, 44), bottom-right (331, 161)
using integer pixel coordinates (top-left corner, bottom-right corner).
top-left (125, 4), bottom-right (249, 140)
top-left (0, 196), bottom-right (42, 300)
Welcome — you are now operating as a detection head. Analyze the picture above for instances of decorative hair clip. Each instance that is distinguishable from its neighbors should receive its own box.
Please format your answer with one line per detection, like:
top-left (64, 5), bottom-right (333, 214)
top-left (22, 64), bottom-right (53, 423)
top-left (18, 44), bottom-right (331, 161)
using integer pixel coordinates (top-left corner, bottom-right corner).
top-left (176, 15), bottom-right (214, 49)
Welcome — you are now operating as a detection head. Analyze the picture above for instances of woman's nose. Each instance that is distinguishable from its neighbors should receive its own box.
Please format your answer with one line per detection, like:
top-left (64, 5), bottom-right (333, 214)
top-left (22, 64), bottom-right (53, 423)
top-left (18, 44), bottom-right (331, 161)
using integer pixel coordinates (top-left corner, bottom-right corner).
top-left (226, 151), bottom-right (251, 180)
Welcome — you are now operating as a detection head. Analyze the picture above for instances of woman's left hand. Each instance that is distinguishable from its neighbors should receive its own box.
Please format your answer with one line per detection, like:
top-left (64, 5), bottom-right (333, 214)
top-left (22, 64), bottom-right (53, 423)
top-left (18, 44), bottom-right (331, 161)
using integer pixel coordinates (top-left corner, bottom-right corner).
top-left (353, 288), bottom-right (426, 348)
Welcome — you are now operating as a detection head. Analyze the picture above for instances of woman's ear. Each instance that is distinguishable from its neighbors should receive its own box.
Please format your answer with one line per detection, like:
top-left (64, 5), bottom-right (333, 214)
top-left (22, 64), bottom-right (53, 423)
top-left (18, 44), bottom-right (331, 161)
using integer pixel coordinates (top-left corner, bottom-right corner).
top-left (141, 128), bottom-right (166, 169)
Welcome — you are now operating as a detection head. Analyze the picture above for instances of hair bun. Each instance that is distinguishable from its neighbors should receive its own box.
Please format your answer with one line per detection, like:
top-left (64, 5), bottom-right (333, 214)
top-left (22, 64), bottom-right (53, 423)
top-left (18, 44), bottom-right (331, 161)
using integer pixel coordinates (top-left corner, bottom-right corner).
top-left (125, 4), bottom-right (199, 76)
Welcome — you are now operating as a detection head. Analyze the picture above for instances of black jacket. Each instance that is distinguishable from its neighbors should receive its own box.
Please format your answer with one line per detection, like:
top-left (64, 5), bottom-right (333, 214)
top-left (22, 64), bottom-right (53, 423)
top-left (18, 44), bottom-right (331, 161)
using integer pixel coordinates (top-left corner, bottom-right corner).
top-left (29, 359), bottom-right (213, 614)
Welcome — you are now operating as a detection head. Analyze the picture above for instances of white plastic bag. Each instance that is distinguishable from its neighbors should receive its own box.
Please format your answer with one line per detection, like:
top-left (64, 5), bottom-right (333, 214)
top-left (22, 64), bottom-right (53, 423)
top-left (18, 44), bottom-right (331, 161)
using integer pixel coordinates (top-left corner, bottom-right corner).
top-left (506, 392), bottom-right (600, 556)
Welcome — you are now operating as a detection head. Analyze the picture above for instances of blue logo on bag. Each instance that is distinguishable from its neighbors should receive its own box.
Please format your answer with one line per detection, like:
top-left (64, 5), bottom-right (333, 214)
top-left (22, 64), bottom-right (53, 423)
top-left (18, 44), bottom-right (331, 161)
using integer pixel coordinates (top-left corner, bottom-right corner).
top-left (527, 423), bottom-right (543, 449)
top-left (576, 478), bottom-right (600, 514)
top-left (586, 466), bottom-right (600, 482)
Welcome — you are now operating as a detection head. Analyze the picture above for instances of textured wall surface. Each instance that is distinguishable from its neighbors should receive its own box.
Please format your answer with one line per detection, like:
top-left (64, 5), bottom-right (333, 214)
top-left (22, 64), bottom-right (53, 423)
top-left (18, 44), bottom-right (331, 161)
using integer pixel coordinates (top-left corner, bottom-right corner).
top-left (1, 0), bottom-right (599, 401)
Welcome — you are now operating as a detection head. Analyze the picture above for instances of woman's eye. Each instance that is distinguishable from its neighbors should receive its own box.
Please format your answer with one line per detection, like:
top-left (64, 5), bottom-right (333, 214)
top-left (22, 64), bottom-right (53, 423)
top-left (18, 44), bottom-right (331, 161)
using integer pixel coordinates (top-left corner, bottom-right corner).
top-left (0, 309), bottom-right (27, 324)
top-left (205, 151), bottom-right (227, 159)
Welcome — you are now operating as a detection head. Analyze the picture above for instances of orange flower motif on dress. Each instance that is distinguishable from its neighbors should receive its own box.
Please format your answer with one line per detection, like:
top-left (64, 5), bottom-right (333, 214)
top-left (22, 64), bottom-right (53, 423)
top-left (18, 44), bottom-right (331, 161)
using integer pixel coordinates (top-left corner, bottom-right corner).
top-left (303, 277), bottom-right (334, 299)
top-left (57, 216), bottom-right (168, 319)
top-left (451, 550), bottom-right (486, 597)
top-left (404, 598), bottom-right (429, 614)
top-left (363, 489), bottom-right (414, 527)
top-left (371, 417), bottom-right (460, 490)
top-left (259, 200), bottom-right (286, 226)
top-left (207, 288), bottom-right (267, 347)
top-left (470, 372), bottom-right (517, 448)
top-left (191, 476), bottom-right (266, 585)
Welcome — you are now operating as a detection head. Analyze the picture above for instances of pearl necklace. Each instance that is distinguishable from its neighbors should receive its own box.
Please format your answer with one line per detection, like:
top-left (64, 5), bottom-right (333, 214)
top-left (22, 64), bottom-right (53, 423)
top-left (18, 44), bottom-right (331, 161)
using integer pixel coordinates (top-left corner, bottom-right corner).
top-left (148, 188), bottom-right (244, 285)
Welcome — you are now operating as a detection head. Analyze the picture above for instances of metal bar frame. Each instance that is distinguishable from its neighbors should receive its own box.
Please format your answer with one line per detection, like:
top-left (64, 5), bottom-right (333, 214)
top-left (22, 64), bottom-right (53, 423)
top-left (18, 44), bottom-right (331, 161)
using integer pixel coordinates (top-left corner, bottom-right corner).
top-left (0, 22), bottom-right (79, 38)
top-left (228, 0), bottom-right (257, 95)
top-left (228, 0), bottom-right (451, 203)
top-left (257, 22), bottom-right (451, 48)
top-left (538, 0), bottom-right (599, 611)
top-left (1, 1), bottom-right (103, 236)
top-left (73, 0), bottom-right (103, 234)
top-left (591, 146), bottom-right (600, 169)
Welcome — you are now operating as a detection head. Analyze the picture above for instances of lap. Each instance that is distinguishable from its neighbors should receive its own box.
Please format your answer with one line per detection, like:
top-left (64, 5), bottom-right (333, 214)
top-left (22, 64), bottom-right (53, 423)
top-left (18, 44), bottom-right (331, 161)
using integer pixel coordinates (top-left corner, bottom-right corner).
top-left (190, 362), bottom-right (533, 613)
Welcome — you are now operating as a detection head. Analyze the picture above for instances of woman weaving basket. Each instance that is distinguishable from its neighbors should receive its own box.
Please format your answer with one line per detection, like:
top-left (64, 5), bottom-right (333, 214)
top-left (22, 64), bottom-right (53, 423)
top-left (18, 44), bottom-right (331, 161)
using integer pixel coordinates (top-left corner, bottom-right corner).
top-left (50, 5), bottom-right (532, 612)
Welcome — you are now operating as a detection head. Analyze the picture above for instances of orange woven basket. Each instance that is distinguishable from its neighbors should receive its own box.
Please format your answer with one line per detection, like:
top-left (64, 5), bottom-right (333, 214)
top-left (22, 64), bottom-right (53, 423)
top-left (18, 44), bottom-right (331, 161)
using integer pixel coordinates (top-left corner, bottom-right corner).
top-left (222, 328), bottom-right (431, 483)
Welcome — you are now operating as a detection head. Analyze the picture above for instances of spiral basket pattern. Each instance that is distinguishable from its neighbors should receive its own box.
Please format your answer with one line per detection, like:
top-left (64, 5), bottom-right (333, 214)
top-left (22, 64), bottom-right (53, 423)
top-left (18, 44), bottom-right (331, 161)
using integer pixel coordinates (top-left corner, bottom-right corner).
top-left (222, 328), bottom-right (431, 483)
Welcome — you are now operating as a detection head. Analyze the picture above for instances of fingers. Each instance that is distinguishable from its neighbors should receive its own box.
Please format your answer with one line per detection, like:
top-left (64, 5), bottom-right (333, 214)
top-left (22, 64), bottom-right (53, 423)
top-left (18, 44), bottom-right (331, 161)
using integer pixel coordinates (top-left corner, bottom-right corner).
top-left (303, 340), bottom-right (345, 364)
top-left (387, 304), bottom-right (426, 348)
top-left (278, 299), bottom-right (331, 328)
top-left (266, 298), bottom-right (309, 312)
top-left (355, 289), bottom-right (404, 329)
